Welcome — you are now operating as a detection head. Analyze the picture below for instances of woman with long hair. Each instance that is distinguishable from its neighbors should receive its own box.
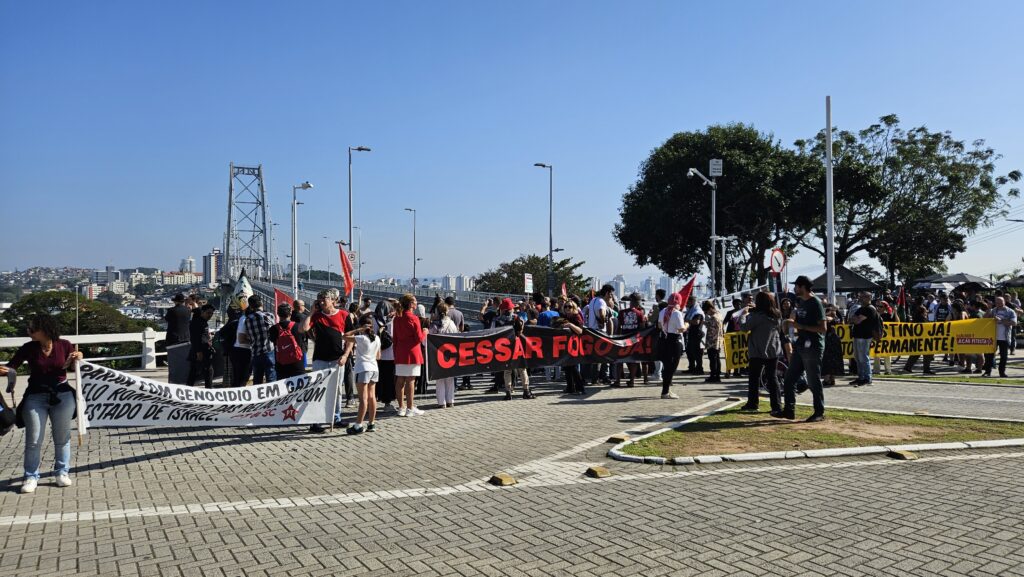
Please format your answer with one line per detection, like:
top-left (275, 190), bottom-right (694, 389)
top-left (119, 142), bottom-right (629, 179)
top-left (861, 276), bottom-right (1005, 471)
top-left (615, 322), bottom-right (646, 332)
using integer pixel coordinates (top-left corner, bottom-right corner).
top-left (1, 315), bottom-right (83, 493)
top-left (393, 294), bottom-right (428, 416)
top-left (739, 292), bottom-right (783, 414)
top-left (344, 315), bottom-right (381, 433)
top-left (374, 299), bottom-right (397, 410)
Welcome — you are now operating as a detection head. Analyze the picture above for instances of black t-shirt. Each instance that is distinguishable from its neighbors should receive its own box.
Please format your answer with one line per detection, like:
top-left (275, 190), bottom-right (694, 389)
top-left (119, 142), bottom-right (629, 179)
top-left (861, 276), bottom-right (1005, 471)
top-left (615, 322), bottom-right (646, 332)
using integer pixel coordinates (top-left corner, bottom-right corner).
top-left (850, 304), bottom-right (878, 339)
top-left (794, 295), bottom-right (826, 349)
top-left (290, 311), bottom-right (310, 351)
top-left (935, 302), bottom-right (952, 322)
top-left (165, 304), bottom-right (191, 344)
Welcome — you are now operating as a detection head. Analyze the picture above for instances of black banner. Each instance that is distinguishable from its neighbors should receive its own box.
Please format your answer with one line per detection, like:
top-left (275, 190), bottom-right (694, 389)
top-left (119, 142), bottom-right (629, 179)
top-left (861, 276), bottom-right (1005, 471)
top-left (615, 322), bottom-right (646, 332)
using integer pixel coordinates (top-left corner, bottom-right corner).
top-left (427, 326), bottom-right (658, 379)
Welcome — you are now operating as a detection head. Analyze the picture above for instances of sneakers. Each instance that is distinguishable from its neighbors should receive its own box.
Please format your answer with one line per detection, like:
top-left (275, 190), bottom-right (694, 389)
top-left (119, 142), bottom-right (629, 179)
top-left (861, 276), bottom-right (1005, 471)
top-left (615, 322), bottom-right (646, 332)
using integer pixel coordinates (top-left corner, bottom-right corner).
top-left (738, 404), bottom-right (759, 412)
top-left (522, 390), bottom-right (535, 400)
top-left (346, 423), bottom-right (365, 435)
top-left (773, 407), bottom-right (796, 420)
top-left (308, 424), bottom-right (328, 433)
top-left (20, 478), bottom-right (37, 494)
top-left (343, 400), bottom-right (352, 408)
top-left (55, 473), bottom-right (72, 488)
top-left (366, 422), bottom-right (377, 432)
top-left (408, 407), bottom-right (424, 416)
top-left (805, 413), bottom-right (825, 423)
top-left (397, 407), bottom-right (408, 417)
top-left (504, 392), bottom-right (512, 401)
top-left (661, 392), bottom-right (679, 399)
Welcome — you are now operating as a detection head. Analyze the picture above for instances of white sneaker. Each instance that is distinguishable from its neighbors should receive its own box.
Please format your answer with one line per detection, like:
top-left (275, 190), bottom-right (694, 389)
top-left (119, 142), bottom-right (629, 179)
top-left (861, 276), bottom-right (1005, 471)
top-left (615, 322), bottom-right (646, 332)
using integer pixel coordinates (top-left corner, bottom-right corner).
top-left (20, 478), bottom-right (37, 494)
top-left (397, 407), bottom-right (408, 417)
top-left (661, 392), bottom-right (679, 399)
top-left (56, 473), bottom-right (72, 488)
top-left (409, 407), bottom-right (424, 416)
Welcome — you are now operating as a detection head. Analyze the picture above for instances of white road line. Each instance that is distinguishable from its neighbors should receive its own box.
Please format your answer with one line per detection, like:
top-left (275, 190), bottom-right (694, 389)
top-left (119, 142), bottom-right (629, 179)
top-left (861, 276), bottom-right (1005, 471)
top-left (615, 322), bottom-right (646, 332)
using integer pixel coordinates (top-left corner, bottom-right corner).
top-left (3, 450), bottom-right (1021, 528)
top-left (848, 391), bottom-right (1024, 403)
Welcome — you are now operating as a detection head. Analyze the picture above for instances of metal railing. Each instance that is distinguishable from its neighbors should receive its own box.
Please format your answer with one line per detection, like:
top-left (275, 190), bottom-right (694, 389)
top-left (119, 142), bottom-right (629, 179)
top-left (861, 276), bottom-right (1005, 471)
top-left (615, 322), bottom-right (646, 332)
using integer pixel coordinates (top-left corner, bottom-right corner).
top-left (0, 329), bottom-right (168, 368)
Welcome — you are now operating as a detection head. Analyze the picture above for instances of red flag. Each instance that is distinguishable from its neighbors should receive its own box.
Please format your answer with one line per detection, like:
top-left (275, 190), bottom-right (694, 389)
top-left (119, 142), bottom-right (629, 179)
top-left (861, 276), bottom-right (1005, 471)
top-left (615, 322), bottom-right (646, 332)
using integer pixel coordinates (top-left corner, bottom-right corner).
top-left (561, 283), bottom-right (567, 298)
top-left (274, 288), bottom-right (292, 320)
top-left (338, 245), bottom-right (354, 297)
top-left (896, 285), bottom-right (906, 308)
top-left (676, 276), bottom-right (696, 306)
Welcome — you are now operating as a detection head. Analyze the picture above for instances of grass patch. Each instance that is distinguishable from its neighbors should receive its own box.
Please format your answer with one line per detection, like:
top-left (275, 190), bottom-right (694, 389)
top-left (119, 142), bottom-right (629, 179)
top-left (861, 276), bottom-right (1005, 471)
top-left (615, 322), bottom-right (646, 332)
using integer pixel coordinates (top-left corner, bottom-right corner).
top-left (623, 403), bottom-right (1024, 458)
top-left (879, 374), bottom-right (1021, 386)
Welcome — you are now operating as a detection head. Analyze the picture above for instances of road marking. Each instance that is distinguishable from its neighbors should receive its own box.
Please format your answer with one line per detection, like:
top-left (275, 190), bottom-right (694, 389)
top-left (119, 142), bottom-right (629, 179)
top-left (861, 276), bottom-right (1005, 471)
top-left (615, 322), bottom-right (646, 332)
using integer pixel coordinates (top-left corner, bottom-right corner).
top-left (2, 450), bottom-right (1021, 528)
top-left (849, 390), bottom-right (1024, 403)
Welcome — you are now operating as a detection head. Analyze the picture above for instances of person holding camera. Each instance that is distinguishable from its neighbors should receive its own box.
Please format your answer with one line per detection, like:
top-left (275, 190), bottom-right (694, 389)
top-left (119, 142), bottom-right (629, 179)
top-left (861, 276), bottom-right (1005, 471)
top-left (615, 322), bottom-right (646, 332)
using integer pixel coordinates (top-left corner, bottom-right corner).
top-left (1, 314), bottom-right (83, 493)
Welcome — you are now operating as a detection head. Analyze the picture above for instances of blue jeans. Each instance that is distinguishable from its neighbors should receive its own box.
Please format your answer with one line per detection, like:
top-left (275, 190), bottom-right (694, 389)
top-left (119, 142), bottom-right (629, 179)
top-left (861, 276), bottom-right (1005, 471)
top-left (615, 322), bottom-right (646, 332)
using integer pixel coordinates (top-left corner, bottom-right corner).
top-left (23, 390), bottom-right (75, 480)
top-left (853, 338), bottom-right (872, 383)
top-left (251, 351), bottom-right (276, 385)
top-left (783, 345), bottom-right (825, 416)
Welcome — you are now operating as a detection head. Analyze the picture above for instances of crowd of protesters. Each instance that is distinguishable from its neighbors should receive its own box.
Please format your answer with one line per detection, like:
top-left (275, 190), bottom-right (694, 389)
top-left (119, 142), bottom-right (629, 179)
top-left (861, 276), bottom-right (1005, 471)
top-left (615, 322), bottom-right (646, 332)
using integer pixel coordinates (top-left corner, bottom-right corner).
top-left (161, 280), bottom-right (1021, 435)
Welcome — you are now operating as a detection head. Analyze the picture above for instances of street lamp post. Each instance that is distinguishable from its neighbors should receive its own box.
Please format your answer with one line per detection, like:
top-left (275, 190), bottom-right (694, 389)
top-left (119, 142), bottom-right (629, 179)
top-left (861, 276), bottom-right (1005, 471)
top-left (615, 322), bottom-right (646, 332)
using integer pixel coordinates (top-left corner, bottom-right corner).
top-left (711, 235), bottom-right (737, 301)
top-left (534, 163), bottom-right (554, 296)
top-left (352, 225), bottom-right (363, 289)
top-left (291, 181), bottom-right (313, 297)
top-left (348, 146), bottom-right (371, 297)
top-left (687, 166), bottom-right (720, 297)
top-left (304, 242), bottom-right (311, 283)
top-left (322, 235), bottom-right (332, 282)
top-left (404, 208), bottom-right (417, 287)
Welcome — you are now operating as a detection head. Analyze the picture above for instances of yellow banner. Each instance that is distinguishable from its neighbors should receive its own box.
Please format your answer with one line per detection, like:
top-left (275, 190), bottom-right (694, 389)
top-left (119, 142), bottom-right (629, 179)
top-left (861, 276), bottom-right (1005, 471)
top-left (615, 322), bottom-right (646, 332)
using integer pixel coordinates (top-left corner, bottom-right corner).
top-left (723, 319), bottom-right (997, 371)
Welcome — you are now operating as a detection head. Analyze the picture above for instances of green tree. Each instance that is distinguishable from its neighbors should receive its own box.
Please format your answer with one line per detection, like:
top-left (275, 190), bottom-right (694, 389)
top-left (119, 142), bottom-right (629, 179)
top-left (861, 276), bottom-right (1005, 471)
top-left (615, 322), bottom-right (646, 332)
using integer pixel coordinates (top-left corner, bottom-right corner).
top-left (795, 115), bottom-right (1021, 284)
top-left (616, 124), bottom-right (821, 290)
top-left (2, 291), bottom-right (156, 369)
top-left (475, 254), bottom-right (588, 295)
top-left (133, 282), bottom-right (161, 297)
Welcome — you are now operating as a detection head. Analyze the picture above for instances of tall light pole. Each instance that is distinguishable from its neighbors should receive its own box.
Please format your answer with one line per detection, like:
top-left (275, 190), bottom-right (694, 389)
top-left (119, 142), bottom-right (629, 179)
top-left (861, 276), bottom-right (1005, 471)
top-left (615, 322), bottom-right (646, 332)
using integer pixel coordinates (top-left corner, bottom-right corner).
top-left (711, 235), bottom-right (737, 300)
top-left (304, 242), bottom-right (311, 283)
top-left (404, 208), bottom-right (417, 287)
top-left (687, 164), bottom-right (721, 297)
top-left (323, 235), bottom-right (332, 282)
top-left (348, 146), bottom-right (371, 297)
top-left (534, 162), bottom-right (554, 296)
top-left (352, 225), bottom-right (363, 289)
top-left (291, 181), bottom-right (313, 297)
top-left (825, 97), bottom-right (836, 303)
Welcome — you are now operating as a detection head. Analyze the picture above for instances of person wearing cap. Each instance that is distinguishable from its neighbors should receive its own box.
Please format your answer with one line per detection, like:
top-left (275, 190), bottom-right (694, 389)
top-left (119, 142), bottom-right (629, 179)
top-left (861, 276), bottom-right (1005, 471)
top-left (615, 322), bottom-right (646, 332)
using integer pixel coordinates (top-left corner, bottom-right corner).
top-left (164, 293), bottom-right (191, 345)
top-left (186, 304), bottom-right (216, 388)
top-left (779, 275), bottom-right (827, 422)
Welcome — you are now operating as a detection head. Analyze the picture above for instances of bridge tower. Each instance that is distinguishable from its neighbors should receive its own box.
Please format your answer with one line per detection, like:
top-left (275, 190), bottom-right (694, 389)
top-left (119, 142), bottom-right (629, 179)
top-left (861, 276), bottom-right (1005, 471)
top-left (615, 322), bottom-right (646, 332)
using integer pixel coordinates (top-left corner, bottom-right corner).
top-left (224, 163), bottom-right (271, 283)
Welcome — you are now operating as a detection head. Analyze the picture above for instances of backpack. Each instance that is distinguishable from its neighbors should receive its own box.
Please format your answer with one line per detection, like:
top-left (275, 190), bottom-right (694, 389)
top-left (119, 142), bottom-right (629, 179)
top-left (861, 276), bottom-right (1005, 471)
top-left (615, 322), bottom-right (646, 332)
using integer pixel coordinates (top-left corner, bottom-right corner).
top-left (274, 322), bottom-right (303, 365)
top-left (377, 319), bottom-right (393, 350)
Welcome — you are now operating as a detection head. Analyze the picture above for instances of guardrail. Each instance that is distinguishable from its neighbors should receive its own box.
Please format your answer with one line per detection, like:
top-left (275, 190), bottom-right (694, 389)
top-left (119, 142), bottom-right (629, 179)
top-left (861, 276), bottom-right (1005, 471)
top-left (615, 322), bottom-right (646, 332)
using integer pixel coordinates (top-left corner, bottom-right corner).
top-left (0, 329), bottom-right (168, 369)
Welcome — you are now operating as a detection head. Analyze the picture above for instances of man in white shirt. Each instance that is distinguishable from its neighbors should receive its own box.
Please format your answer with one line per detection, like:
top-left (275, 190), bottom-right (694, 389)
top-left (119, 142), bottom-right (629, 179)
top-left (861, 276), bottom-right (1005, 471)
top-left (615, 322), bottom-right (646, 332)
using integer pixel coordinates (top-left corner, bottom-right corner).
top-left (585, 285), bottom-right (614, 384)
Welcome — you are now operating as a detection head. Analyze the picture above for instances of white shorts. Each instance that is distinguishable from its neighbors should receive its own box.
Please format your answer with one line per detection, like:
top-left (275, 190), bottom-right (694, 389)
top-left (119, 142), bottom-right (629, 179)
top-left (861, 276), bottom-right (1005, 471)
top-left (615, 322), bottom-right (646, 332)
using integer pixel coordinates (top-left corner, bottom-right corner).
top-left (356, 371), bottom-right (379, 384)
top-left (395, 364), bottom-right (422, 377)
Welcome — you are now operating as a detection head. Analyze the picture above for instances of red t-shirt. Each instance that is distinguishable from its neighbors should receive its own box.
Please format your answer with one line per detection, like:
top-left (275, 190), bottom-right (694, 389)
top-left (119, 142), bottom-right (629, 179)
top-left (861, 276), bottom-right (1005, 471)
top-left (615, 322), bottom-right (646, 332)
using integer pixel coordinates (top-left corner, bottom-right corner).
top-left (310, 309), bottom-right (349, 361)
top-left (392, 310), bottom-right (425, 365)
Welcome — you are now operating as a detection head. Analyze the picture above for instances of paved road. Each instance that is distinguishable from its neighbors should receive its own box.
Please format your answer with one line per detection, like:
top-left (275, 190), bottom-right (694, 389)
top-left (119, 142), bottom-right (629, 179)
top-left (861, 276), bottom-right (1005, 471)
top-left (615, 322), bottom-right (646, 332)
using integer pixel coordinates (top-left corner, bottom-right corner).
top-left (1, 369), bottom-right (1022, 576)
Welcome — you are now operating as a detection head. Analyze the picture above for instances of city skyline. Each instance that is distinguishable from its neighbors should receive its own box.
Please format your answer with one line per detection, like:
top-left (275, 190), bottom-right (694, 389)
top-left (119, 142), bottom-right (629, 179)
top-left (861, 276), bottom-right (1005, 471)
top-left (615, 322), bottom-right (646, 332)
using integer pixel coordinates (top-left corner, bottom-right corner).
top-left (2, 2), bottom-right (1021, 285)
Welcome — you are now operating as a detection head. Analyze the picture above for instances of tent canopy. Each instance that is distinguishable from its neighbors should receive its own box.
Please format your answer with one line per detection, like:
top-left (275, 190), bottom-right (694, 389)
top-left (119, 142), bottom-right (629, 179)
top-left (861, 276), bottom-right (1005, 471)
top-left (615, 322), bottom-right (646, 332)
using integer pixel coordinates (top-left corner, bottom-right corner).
top-left (810, 264), bottom-right (880, 293)
top-left (933, 272), bottom-right (993, 289)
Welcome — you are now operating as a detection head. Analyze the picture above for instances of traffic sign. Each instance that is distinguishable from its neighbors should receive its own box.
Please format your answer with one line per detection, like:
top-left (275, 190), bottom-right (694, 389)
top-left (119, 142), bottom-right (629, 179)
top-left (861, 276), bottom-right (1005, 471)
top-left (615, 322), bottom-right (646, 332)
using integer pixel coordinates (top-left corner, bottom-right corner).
top-left (709, 158), bottom-right (723, 177)
top-left (769, 248), bottom-right (786, 274)
top-left (347, 251), bottom-right (358, 265)
top-left (524, 273), bottom-right (534, 294)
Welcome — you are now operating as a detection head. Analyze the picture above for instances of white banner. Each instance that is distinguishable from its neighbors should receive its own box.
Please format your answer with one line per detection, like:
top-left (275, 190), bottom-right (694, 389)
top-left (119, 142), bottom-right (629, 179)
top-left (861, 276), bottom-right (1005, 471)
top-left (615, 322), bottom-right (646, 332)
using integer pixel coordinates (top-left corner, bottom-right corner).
top-left (78, 364), bottom-right (339, 428)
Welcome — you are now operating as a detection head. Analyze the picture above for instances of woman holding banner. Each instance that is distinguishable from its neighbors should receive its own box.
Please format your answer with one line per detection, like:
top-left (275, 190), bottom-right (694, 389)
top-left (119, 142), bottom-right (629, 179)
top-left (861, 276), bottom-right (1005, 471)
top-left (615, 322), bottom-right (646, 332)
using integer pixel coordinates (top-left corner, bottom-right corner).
top-left (739, 293), bottom-right (782, 415)
top-left (553, 300), bottom-right (586, 395)
top-left (1, 315), bottom-right (83, 494)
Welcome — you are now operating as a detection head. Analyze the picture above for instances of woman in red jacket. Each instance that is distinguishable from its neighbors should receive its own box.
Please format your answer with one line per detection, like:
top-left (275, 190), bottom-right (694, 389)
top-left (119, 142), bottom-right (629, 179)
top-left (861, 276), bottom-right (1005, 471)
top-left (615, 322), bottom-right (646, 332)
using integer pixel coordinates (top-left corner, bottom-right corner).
top-left (393, 293), bottom-right (428, 416)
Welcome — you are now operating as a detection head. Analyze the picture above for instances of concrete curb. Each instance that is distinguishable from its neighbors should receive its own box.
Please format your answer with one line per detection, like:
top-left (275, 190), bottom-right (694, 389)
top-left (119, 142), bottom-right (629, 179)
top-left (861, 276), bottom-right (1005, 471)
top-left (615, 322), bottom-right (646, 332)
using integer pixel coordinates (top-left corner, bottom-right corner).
top-left (606, 402), bottom-right (1024, 465)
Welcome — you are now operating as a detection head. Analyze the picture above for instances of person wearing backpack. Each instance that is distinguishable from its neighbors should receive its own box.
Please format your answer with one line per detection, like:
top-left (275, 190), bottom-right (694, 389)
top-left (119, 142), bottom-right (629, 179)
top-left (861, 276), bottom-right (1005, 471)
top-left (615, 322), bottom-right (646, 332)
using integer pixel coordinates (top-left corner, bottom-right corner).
top-left (613, 293), bottom-right (647, 387)
top-left (270, 303), bottom-right (305, 379)
top-left (850, 292), bottom-right (879, 387)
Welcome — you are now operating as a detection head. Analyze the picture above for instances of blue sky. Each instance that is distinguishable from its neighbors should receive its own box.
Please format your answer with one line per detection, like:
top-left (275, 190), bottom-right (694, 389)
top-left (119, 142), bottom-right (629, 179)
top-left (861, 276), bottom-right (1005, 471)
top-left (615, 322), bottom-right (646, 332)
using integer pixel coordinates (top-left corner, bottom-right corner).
top-left (2, 1), bottom-right (1022, 285)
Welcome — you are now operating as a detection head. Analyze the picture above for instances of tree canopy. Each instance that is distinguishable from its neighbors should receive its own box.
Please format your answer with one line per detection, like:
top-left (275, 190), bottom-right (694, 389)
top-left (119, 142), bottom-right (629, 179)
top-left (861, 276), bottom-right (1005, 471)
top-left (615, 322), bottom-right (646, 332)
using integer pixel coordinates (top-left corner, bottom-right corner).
top-left (475, 254), bottom-right (589, 295)
top-left (3, 291), bottom-right (154, 336)
top-left (794, 114), bottom-right (1021, 283)
top-left (615, 123), bottom-right (820, 290)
